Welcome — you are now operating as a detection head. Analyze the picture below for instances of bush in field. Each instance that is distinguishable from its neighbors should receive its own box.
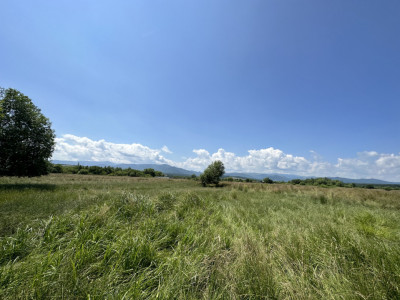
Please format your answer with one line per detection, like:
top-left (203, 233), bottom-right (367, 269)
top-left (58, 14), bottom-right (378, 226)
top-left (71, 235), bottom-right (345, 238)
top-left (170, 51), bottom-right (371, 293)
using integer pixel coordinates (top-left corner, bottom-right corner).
top-left (78, 169), bottom-right (89, 175)
top-left (0, 88), bottom-right (55, 176)
top-left (143, 168), bottom-right (163, 177)
top-left (200, 161), bottom-right (225, 186)
top-left (88, 166), bottom-right (105, 175)
top-left (143, 168), bottom-right (156, 177)
top-left (128, 169), bottom-right (144, 177)
top-left (50, 164), bottom-right (64, 173)
top-left (263, 177), bottom-right (274, 184)
top-left (290, 179), bottom-right (302, 185)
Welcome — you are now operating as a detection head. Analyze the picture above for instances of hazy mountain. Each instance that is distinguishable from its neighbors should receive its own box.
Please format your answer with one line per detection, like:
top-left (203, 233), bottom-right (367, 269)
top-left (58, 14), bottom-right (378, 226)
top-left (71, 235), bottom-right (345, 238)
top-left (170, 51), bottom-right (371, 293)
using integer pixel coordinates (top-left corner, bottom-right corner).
top-left (52, 161), bottom-right (398, 184)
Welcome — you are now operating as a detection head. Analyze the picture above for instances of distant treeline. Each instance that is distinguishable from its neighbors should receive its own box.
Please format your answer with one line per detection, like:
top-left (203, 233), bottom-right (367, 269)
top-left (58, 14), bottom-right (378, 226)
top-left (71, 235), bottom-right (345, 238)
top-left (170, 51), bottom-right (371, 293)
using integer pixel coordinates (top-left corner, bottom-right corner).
top-left (50, 164), bottom-right (164, 177)
top-left (289, 177), bottom-right (352, 187)
top-left (48, 164), bottom-right (399, 190)
top-left (289, 177), bottom-right (400, 190)
top-left (222, 176), bottom-right (399, 190)
top-left (223, 177), bottom-right (351, 186)
top-left (222, 177), bottom-right (260, 183)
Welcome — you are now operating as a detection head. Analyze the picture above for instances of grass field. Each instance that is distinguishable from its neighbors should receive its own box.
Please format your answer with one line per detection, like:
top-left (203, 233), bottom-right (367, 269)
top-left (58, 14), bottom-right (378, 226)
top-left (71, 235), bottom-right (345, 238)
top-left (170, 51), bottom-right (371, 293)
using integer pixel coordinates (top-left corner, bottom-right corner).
top-left (1, 174), bottom-right (399, 299)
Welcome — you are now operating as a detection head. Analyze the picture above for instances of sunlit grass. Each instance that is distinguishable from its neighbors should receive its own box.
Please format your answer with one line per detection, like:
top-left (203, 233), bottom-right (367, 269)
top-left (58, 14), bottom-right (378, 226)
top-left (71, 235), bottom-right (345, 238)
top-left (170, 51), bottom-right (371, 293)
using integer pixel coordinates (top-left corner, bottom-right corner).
top-left (1, 174), bottom-right (399, 298)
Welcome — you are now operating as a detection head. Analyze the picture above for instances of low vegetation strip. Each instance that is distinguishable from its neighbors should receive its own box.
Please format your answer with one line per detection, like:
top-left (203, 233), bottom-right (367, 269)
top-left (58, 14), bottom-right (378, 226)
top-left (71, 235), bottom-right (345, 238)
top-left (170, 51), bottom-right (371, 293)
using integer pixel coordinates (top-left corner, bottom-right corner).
top-left (0, 175), bottom-right (399, 299)
top-left (50, 164), bottom-right (165, 177)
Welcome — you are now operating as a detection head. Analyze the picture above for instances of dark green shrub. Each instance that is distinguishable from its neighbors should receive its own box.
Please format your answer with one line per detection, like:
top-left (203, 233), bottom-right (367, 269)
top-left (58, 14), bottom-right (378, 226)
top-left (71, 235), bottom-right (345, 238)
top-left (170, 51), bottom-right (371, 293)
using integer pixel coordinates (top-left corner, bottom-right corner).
top-left (200, 161), bottom-right (225, 186)
top-left (263, 177), bottom-right (274, 184)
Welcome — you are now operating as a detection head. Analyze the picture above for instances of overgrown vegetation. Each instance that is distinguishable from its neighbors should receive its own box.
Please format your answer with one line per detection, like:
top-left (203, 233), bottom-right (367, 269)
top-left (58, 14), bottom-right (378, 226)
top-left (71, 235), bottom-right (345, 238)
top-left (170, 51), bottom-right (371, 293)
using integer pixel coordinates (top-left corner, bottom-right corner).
top-left (1, 174), bottom-right (399, 299)
top-left (50, 163), bottom-right (164, 177)
top-left (289, 177), bottom-right (400, 190)
top-left (290, 177), bottom-right (351, 187)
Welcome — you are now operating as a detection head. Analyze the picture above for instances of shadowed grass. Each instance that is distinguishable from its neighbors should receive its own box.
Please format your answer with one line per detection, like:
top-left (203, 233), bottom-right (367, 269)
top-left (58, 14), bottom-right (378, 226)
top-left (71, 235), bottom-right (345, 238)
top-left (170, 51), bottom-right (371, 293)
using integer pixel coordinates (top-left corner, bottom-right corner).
top-left (0, 183), bottom-right (56, 191)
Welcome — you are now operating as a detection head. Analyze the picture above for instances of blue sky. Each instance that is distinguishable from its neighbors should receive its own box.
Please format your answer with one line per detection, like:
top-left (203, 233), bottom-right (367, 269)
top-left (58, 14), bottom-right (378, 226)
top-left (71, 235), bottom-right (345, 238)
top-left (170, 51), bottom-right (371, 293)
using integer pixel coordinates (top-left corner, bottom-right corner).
top-left (1, 0), bottom-right (400, 180)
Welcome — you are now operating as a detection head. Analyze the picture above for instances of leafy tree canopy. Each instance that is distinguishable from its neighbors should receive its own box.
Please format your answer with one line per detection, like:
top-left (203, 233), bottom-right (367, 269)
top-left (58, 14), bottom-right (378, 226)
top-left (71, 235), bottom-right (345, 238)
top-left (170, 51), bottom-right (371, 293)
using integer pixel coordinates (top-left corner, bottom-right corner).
top-left (0, 88), bottom-right (55, 176)
top-left (200, 160), bottom-right (225, 186)
top-left (263, 177), bottom-right (274, 184)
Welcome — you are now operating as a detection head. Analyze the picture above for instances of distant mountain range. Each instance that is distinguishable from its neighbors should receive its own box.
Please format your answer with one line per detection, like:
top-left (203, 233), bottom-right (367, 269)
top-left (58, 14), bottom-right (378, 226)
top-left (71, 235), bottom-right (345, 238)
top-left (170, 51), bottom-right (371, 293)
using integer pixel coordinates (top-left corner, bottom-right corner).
top-left (52, 160), bottom-right (399, 185)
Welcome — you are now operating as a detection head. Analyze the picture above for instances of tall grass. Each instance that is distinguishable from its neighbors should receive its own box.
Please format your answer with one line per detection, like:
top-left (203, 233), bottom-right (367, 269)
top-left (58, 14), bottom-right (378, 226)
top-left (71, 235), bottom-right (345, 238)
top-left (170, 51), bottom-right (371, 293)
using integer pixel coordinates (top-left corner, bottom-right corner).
top-left (0, 175), bottom-right (399, 299)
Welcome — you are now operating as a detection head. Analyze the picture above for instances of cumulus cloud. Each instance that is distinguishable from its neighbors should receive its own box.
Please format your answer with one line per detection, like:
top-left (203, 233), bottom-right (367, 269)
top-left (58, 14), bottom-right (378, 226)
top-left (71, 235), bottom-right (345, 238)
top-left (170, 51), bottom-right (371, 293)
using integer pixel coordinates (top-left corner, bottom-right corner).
top-left (176, 147), bottom-right (310, 174)
top-left (53, 134), bottom-right (172, 164)
top-left (161, 146), bottom-right (172, 154)
top-left (177, 149), bottom-right (400, 181)
top-left (334, 151), bottom-right (400, 180)
top-left (52, 134), bottom-right (400, 182)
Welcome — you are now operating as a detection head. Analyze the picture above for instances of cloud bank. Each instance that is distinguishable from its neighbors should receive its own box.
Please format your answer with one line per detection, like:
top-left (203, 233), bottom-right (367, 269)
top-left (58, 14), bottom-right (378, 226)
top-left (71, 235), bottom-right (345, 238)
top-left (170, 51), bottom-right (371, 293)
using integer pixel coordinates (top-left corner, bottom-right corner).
top-left (54, 134), bottom-right (171, 164)
top-left (53, 134), bottom-right (400, 182)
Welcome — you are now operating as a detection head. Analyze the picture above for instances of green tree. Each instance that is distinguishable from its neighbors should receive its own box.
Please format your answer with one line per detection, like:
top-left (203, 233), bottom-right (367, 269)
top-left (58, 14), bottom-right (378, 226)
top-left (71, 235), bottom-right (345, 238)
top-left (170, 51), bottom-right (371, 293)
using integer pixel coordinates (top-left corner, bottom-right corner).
top-left (290, 179), bottom-right (302, 185)
top-left (143, 168), bottom-right (156, 177)
top-left (50, 163), bottom-right (64, 173)
top-left (200, 160), bottom-right (225, 186)
top-left (0, 88), bottom-right (55, 176)
top-left (263, 177), bottom-right (274, 184)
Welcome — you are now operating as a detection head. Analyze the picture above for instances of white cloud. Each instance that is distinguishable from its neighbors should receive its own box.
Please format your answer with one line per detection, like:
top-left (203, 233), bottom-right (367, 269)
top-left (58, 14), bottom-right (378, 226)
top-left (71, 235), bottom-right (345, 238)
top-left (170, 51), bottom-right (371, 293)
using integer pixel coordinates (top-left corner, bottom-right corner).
top-left (161, 146), bottom-right (172, 154)
top-left (175, 147), bottom-right (310, 174)
top-left (176, 149), bottom-right (400, 182)
top-left (53, 134), bottom-right (172, 164)
top-left (328, 151), bottom-right (400, 181)
top-left (52, 134), bottom-right (400, 182)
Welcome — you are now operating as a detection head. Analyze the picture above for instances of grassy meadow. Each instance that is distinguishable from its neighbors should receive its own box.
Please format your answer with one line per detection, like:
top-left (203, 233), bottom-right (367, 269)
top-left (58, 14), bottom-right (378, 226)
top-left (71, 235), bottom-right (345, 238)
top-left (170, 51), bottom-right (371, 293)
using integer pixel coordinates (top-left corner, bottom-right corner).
top-left (0, 174), bottom-right (399, 299)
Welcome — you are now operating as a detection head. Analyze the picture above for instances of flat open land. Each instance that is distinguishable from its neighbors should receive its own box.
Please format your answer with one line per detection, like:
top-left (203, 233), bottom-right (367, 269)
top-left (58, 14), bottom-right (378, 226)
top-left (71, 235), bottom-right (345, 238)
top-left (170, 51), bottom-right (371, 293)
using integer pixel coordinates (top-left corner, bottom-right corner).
top-left (1, 174), bottom-right (399, 299)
